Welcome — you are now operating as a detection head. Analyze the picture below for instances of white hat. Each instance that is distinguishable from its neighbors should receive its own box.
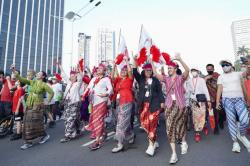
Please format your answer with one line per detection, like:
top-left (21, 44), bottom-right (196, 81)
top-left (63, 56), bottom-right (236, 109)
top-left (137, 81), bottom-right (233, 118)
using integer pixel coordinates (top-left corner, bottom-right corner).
top-left (191, 66), bottom-right (200, 71)
top-left (219, 59), bottom-right (232, 65)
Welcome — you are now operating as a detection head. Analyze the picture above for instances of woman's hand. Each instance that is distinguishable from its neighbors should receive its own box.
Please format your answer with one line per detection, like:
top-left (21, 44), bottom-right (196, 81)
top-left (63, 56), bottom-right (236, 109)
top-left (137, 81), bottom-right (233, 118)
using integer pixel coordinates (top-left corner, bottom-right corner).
top-left (10, 64), bottom-right (16, 73)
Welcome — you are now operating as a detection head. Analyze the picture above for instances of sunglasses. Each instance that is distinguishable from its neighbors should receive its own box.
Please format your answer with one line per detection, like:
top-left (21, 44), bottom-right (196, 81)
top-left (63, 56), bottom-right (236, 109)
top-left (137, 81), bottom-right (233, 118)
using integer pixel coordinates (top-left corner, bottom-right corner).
top-left (221, 63), bottom-right (231, 67)
top-left (145, 70), bottom-right (152, 72)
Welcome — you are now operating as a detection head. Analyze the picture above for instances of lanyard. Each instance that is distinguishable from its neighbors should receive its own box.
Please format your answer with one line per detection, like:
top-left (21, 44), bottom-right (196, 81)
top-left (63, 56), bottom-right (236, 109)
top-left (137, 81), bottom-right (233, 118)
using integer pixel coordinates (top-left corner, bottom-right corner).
top-left (192, 78), bottom-right (198, 94)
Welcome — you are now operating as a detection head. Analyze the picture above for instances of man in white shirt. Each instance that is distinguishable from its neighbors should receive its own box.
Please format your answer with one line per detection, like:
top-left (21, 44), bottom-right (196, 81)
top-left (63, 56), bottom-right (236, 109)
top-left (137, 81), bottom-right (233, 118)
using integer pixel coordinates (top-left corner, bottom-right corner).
top-left (216, 60), bottom-right (250, 153)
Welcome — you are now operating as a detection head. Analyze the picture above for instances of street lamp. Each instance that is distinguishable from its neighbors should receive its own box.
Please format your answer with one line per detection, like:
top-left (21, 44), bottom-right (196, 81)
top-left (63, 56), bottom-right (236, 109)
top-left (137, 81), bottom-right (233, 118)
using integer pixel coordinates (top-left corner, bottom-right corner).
top-left (63, 1), bottom-right (102, 67)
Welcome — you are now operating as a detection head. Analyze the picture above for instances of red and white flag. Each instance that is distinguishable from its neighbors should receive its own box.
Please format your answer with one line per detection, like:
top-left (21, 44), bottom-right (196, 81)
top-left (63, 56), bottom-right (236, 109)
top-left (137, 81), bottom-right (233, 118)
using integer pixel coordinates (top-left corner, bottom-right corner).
top-left (115, 30), bottom-right (129, 69)
top-left (137, 25), bottom-right (153, 66)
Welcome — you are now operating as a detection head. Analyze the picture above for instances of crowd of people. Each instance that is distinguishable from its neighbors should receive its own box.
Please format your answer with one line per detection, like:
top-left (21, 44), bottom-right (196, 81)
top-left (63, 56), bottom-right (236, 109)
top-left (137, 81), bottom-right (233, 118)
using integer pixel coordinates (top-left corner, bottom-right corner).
top-left (0, 54), bottom-right (250, 164)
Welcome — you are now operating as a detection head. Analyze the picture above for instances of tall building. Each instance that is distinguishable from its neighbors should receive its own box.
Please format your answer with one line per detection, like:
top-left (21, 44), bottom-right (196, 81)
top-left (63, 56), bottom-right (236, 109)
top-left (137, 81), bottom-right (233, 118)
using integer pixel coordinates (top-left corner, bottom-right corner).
top-left (0, 0), bottom-right (64, 75)
top-left (96, 28), bottom-right (116, 65)
top-left (78, 33), bottom-right (91, 68)
top-left (231, 18), bottom-right (250, 60)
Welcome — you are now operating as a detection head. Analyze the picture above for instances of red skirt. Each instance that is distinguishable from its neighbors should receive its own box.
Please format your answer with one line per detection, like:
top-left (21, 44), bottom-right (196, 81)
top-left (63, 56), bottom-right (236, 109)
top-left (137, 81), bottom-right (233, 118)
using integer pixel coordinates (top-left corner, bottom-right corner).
top-left (85, 102), bottom-right (108, 138)
top-left (140, 102), bottom-right (160, 142)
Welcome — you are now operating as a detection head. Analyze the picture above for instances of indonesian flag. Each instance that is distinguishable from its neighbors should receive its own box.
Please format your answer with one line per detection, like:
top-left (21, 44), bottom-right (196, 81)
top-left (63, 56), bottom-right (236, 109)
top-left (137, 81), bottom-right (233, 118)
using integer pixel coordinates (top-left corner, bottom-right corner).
top-left (78, 58), bottom-right (85, 72)
top-left (137, 25), bottom-right (153, 66)
top-left (115, 32), bottom-right (129, 69)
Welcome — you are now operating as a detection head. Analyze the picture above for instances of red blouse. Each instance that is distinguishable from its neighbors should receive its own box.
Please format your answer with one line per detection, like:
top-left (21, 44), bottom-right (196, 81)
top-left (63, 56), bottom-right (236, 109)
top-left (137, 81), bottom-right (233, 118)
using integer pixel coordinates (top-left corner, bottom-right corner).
top-left (115, 76), bottom-right (134, 105)
top-left (244, 80), bottom-right (250, 105)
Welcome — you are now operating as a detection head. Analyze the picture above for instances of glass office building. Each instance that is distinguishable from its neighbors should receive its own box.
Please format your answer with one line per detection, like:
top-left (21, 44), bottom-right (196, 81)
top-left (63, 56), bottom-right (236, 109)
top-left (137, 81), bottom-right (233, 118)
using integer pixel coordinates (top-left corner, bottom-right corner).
top-left (0, 0), bottom-right (64, 75)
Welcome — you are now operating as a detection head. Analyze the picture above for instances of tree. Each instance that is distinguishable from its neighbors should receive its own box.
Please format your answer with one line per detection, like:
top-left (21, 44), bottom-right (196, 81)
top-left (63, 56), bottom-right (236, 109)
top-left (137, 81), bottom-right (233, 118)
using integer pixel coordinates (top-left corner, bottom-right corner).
top-left (234, 59), bottom-right (241, 71)
top-left (237, 45), bottom-right (249, 57)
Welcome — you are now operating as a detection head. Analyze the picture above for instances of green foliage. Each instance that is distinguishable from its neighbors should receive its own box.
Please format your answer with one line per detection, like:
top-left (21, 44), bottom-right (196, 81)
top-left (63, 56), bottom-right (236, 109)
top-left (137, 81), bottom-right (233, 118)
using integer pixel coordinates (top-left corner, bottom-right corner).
top-left (237, 46), bottom-right (250, 57)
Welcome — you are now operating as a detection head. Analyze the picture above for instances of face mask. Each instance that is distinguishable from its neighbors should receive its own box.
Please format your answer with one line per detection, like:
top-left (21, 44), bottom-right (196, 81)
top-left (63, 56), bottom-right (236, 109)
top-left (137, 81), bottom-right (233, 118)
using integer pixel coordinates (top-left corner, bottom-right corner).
top-left (241, 67), bottom-right (247, 72)
top-left (191, 71), bottom-right (198, 77)
top-left (207, 71), bottom-right (214, 75)
top-left (222, 66), bottom-right (231, 73)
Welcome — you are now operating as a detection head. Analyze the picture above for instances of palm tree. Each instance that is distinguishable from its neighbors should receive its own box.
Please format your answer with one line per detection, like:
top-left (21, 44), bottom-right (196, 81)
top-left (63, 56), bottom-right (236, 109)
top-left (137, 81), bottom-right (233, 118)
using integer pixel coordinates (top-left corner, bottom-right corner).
top-left (237, 45), bottom-right (249, 57)
top-left (234, 59), bottom-right (241, 71)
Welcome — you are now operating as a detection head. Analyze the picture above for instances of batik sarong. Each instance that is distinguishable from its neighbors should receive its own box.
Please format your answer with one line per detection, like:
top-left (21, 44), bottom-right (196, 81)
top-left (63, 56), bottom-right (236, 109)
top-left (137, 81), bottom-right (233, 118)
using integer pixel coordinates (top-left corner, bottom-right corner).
top-left (64, 102), bottom-right (81, 138)
top-left (140, 102), bottom-right (160, 142)
top-left (23, 105), bottom-right (46, 142)
top-left (165, 101), bottom-right (187, 143)
top-left (86, 101), bottom-right (108, 138)
top-left (190, 100), bottom-right (206, 132)
top-left (115, 102), bottom-right (134, 143)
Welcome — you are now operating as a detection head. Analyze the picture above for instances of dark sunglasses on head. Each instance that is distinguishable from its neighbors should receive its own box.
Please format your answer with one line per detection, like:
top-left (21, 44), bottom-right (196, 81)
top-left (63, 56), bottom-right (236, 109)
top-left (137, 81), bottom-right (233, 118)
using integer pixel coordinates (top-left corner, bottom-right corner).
top-left (221, 63), bottom-right (231, 67)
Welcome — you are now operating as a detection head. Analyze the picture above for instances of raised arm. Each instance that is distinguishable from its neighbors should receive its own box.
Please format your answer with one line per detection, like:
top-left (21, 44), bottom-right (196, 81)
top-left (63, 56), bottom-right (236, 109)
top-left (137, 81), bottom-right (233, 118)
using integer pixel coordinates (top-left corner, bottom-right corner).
top-left (6, 76), bottom-right (16, 90)
top-left (132, 55), bottom-right (141, 82)
top-left (76, 65), bottom-right (84, 83)
top-left (16, 74), bottom-right (32, 85)
top-left (150, 58), bottom-right (164, 82)
top-left (174, 53), bottom-right (190, 80)
top-left (125, 56), bottom-right (133, 79)
top-left (58, 64), bottom-right (69, 84)
top-left (111, 61), bottom-right (117, 80)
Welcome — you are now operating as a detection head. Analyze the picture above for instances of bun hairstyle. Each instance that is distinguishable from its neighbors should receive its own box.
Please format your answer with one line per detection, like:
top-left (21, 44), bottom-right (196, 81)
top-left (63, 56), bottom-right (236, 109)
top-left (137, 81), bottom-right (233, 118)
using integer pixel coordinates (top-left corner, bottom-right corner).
top-left (0, 70), bottom-right (5, 76)
top-left (176, 68), bottom-right (182, 75)
top-left (41, 71), bottom-right (47, 82)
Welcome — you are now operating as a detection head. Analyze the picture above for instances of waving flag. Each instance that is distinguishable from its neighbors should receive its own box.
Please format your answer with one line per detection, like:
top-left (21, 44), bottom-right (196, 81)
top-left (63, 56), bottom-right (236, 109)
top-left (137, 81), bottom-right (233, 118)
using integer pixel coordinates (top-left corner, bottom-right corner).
top-left (115, 30), bottom-right (129, 69)
top-left (136, 25), bottom-right (153, 66)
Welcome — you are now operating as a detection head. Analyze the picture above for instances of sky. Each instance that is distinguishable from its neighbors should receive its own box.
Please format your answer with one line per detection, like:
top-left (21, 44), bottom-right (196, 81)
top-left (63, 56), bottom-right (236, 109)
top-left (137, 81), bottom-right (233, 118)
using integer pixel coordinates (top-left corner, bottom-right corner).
top-left (63, 0), bottom-right (250, 74)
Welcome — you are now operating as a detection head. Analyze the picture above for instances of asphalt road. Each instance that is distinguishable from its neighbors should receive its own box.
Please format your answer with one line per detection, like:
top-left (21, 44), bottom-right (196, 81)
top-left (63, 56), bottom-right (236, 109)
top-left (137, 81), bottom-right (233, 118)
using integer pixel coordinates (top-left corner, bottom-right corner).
top-left (0, 118), bottom-right (250, 166)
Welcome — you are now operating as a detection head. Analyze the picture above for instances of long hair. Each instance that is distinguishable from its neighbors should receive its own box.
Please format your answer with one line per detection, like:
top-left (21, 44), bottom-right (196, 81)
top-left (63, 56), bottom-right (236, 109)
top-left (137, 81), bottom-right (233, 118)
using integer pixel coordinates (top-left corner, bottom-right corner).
top-left (41, 71), bottom-right (47, 83)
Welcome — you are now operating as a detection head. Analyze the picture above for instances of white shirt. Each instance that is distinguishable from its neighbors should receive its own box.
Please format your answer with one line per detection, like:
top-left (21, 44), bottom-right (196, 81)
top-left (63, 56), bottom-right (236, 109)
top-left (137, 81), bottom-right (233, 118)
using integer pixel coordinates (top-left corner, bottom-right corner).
top-left (186, 77), bottom-right (210, 101)
top-left (85, 77), bottom-right (113, 106)
top-left (61, 71), bottom-right (83, 104)
top-left (217, 72), bottom-right (244, 98)
top-left (51, 83), bottom-right (62, 103)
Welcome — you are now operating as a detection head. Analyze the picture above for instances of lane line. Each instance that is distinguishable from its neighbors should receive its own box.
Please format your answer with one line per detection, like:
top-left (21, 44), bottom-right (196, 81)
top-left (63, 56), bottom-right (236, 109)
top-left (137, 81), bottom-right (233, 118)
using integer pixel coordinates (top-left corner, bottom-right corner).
top-left (81, 124), bottom-right (140, 147)
top-left (81, 131), bottom-right (116, 147)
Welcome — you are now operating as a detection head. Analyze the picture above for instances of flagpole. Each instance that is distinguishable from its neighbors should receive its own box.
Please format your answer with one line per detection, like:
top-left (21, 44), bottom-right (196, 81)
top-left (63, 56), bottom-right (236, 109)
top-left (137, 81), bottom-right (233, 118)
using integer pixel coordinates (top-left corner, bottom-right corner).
top-left (118, 28), bottom-right (121, 46)
top-left (138, 24), bottom-right (143, 52)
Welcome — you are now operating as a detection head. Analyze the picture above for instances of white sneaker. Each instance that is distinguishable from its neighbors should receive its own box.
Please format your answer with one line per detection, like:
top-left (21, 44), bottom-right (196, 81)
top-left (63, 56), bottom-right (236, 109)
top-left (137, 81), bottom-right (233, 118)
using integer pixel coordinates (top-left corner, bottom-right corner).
top-left (146, 144), bottom-right (155, 156)
top-left (181, 142), bottom-right (188, 155)
top-left (154, 142), bottom-right (159, 149)
top-left (112, 144), bottom-right (124, 153)
top-left (20, 143), bottom-right (33, 150)
top-left (237, 134), bottom-right (250, 151)
top-left (232, 142), bottom-right (241, 153)
top-left (39, 134), bottom-right (50, 144)
top-left (169, 153), bottom-right (178, 164)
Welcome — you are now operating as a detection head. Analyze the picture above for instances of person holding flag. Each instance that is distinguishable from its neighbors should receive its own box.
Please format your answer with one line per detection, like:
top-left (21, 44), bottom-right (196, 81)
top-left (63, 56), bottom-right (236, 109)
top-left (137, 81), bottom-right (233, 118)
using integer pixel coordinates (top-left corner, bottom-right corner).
top-left (111, 54), bottom-right (135, 153)
top-left (133, 54), bottom-right (165, 156)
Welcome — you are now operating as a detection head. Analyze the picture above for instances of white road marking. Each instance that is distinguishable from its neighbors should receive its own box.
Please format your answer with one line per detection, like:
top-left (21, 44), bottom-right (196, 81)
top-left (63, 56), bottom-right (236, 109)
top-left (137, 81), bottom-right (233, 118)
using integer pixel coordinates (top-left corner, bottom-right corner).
top-left (81, 124), bottom-right (140, 147)
top-left (81, 131), bottom-right (116, 147)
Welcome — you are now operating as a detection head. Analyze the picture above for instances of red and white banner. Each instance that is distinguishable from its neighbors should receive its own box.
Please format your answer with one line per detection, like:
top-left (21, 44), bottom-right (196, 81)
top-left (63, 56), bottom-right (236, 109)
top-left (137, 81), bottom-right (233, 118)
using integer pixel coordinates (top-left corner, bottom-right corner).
top-left (115, 31), bottom-right (129, 69)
